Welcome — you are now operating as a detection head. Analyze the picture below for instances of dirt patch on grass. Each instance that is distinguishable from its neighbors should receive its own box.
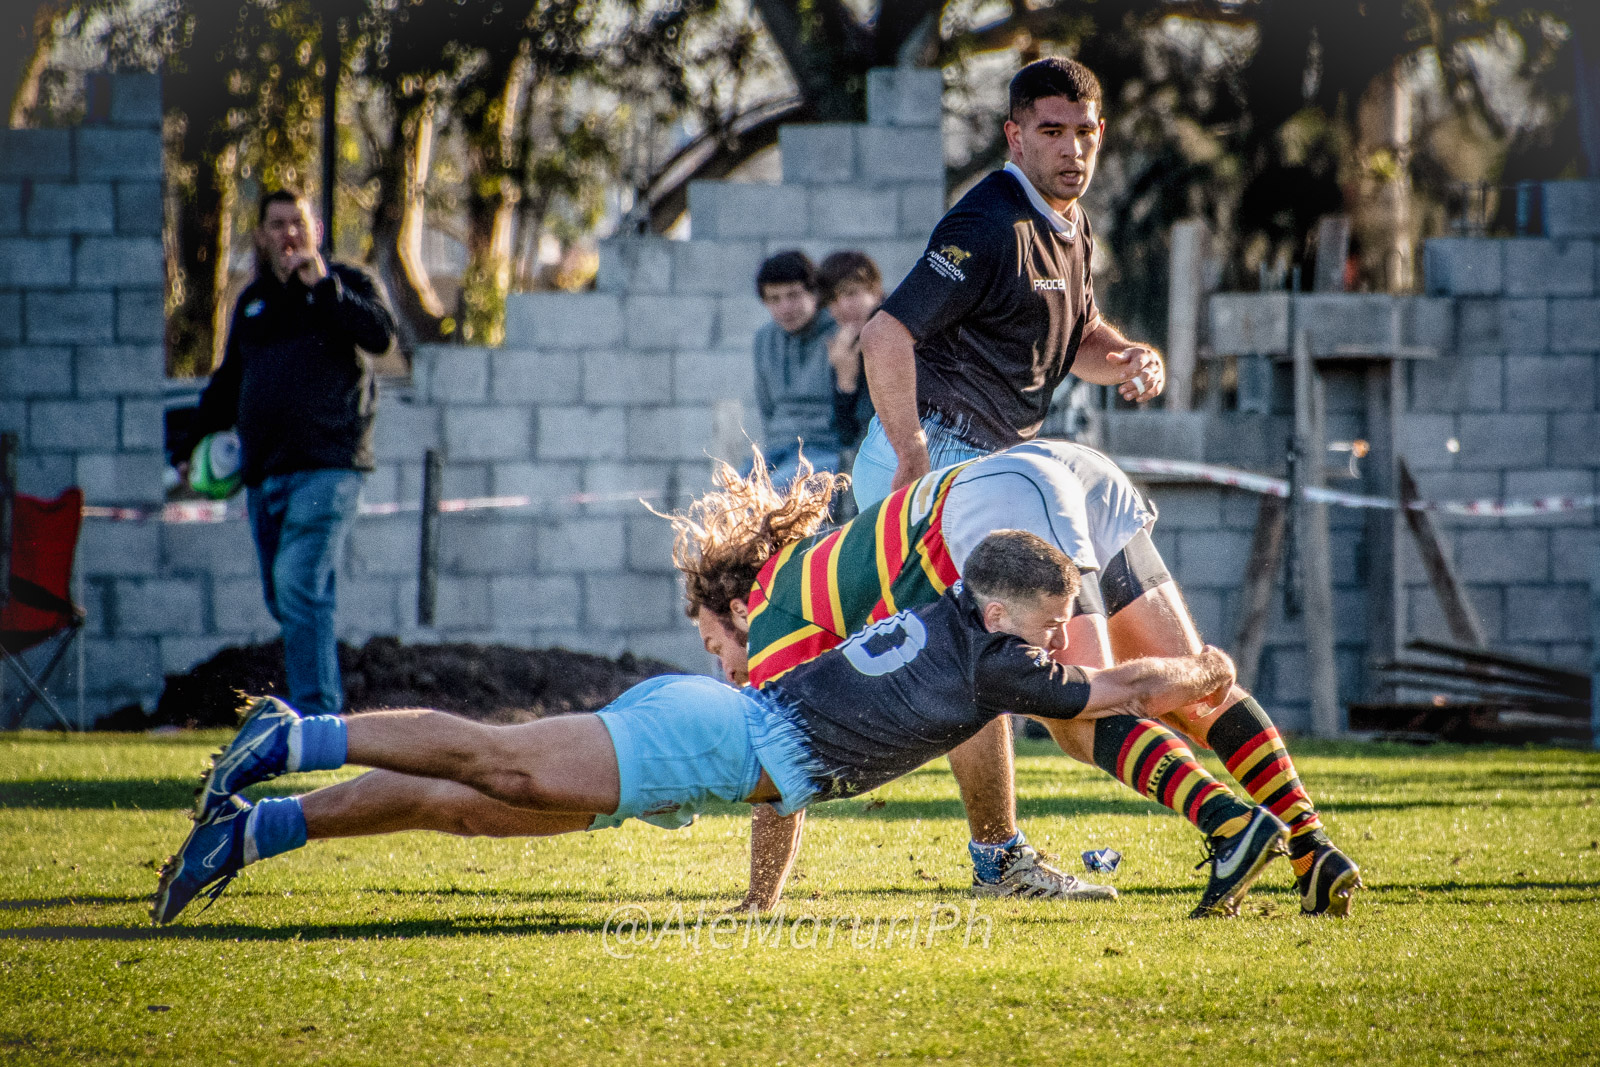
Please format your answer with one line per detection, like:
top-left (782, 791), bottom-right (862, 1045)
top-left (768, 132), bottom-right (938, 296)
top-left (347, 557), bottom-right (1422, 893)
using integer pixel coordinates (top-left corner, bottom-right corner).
top-left (111, 638), bottom-right (680, 730)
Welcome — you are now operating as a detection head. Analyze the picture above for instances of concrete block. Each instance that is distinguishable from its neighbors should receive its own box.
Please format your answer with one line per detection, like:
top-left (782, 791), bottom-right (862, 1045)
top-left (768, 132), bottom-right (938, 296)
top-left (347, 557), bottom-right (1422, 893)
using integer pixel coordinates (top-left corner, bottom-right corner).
top-left (28, 398), bottom-right (118, 450)
top-left (537, 406), bottom-right (627, 460)
top-left (1505, 238), bottom-right (1595, 297)
top-left (25, 290), bottom-right (114, 343)
top-left (1407, 583), bottom-right (1503, 644)
top-left (25, 183), bottom-right (114, 235)
top-left (442, 405), bottom-right (531, 462)
top-left (1104, 410), bottom-right (1207, 460)
top-left (0, 237), bottom-right (72, 285)
top-left (1504, 584), bottom-right (1590, 642)
top-left (673, 349), bottom-right (757, 405)
top-left (687, 181), bottom-right (808, 240)
top-left (115, 288), bottom-right (164, 342)
top-left (1394, 412), bottom-right (1458, 471)
top-left (1207, 293), bottom-right (1289, 355)
top-left (491, 575), bottom-right (581, 631)
top-left (416, 345), bottom-right (489, 403)
top-left (75, 344), bottom-right (164, 396)
top-left (439, 462), bottom-right (490, 500)
top-left (347, 518), bottom-right (421, 577)
top-left (582, 350), bottom-right (668, 409)
top-left (1497, 297), bottom-right (1548, 353)
top-left (856, 126), bottom-right (944, 183)
top-left (1148, 485), bottom-right (1222, 529)
top-left (866, 67), bottom-right (944, 128)
top-left (583, 461), bottom-right (671, 509)
top-left (1550, 528), bottom-right (1600, 581)
top-left (78, 519), bottom-right (159, 577)
top-left (77, 234), bottom-right (162, 289)
top-left (371, 400), bottom-right (441, 464)
top-left (1503, 468), bottom-right (1595, 527)
top-left (504, 291), bottom-right (623, 349)
top-left (1402, 297), bottom-right (1455, 350)
top-left (2, 345), bottom-right (72, 395)
top-left (0, 399), bottom-right (20, 435)
top-left (120, 398), bottom-right (165, 450)
top-left (778, 124), bottom-right (858, 183)
top-left (114, 180), bottom-right (163, 234)
top-left (1409, 354), bottom-right (1502, 414)
top-left (585, 572), bottom-right (680, 631)
top-left (76, 451), bottom-right (164, 505)
top-left (75, 128), bottom-right (162, 180)
top-left (441, 517), bottom-right (541, 575)
top-left (1548, 298), bottom-right (1600, 353)
top-left (1424, 238), bottom-right (1504, 296)
top-left (111, 577), bottom-right (204, 636)
top-left (714, 294), bottom-right (772, 350)
top-left (596, 238), bottom-right (673, 293)
top-left (1453, 298), bottom-right (1504, 356)
top-left (806, 185), bottom-right (899, 240)
top-left (82, 636), bottom-right (161, 695)
top-left (1549, 412), bottom-right (1600, 462)
top-left (623, 294), bottom-right (717, 351)
top-left (1454, 413), bottom-right (1547, 470)
top-left (670, 239), bottom-right (767, 297)
top-left (1456, 528), bottom-right (1549, 583)
top-left (1173, 529), bottom-right (1252, 589)
top-left (0, 183), bottom-right (19, 233)
top-left (1504, 355), bottom-right (1594, 411)
top-left (0, 130), bottom-right (72, 180)
top-left (491, 348), bottom-right (582, 404)
top-left (855, 239), bottom-right (924, 289)
top-left (627, 405), bottom-right (715, 461)
top-left (0, 291), bottom-right (18, 343)
top-left (1404, 470), bottom-right (1500, 513)
top-left (159, 636), bottom-right (235, 677)
top-left (627, 515), bottom-right (680, 575)
top-left (899, 182), bottom-right (946, 239)
top-left (15, 452), bottom-right (73, 498)
top-left (1540, 180), bottom-right (1600, 239)
top-left (1295, 294), bottom-right (1400, 354)
top-left (536, 517), bottom-right (625, 572)
top-left (490, 460), bottom-right (583, 502)
top-left (431, 576), bottom-right (493, 630)
top-left (160, 518), bottom-right (258, 578)
top-left (625, 628), bottom-right (711, 674)
top-left (336, 577), bottom-right (402, 635)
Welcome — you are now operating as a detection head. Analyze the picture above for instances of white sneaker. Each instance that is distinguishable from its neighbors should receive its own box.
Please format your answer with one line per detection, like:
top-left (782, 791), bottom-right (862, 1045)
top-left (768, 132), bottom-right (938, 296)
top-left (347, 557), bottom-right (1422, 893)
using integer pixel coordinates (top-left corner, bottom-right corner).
top-left (971, 844), bottom-right (1118, 901)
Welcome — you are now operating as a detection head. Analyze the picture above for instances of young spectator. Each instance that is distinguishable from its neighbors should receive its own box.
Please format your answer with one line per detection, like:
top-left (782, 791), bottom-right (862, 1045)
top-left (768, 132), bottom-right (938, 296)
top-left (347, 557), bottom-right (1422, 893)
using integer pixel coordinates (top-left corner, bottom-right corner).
top-left (751, 251), bottom-right (842, 485)
top-left (817, 251), bottom-right (881, 455)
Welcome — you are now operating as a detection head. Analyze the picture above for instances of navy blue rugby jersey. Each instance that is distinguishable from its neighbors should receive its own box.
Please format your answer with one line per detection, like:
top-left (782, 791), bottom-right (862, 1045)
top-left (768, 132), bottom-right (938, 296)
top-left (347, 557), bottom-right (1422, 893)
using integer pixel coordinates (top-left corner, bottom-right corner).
top-left (756, 583), bottom-right (1091, 806)
top-left (880, 169), bottom-right (1098, 451)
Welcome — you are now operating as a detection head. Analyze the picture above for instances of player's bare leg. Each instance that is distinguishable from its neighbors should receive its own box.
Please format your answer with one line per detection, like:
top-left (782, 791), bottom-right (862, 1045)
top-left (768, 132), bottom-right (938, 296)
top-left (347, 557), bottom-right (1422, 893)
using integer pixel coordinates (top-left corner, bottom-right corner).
top-left (1108, 580), bottom-right (1361, 916)
top-left (301, 770), bottom-right (595, 839)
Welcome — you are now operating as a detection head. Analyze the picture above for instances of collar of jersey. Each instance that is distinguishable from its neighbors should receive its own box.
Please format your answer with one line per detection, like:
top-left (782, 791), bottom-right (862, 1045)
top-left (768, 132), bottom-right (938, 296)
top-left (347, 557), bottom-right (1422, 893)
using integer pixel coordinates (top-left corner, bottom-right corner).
top-left (1003, 162), bottom-right (1079, 240)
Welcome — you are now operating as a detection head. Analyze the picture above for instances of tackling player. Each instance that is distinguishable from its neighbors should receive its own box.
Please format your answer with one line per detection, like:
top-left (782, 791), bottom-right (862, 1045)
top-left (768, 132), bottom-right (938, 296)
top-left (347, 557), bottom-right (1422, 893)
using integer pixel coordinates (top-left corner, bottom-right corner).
top-left (675, 443), bottom-right (1361, 917)
top-left (151, 532), bottom-right (1289, 925)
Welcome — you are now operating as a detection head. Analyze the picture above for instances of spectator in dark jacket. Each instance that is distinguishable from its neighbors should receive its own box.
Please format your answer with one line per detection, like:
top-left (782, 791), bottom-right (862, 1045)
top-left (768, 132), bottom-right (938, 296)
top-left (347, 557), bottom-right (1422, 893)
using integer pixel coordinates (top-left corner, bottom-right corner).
top-left (817, 250), bottom-right (881, 454)
top-left (194, 189), bottom-right (397, 715)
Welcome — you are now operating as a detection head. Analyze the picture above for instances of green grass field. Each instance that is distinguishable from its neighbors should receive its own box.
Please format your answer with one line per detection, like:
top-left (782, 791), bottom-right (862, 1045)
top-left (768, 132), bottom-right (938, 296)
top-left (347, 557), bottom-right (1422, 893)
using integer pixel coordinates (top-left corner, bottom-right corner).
top-left (2, 731), bottom-right (1598, 1065)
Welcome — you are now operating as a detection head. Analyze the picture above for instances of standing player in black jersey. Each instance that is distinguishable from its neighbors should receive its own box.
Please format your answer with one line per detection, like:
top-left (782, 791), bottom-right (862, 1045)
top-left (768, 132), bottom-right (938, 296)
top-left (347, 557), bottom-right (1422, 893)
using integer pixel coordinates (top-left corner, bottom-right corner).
top-left (850, 57), bottom-right (1165, 509)
top-left (151, 532), bottom-right (1289, 925)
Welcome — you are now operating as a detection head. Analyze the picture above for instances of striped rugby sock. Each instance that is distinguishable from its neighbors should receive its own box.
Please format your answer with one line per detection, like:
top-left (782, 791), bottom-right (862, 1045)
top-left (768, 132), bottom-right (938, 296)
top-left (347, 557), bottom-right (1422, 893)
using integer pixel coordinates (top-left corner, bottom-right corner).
top-left (1092, 717), bottom-right (1253, 838)
top-left (1205, 697), bottom-right (1330, 864)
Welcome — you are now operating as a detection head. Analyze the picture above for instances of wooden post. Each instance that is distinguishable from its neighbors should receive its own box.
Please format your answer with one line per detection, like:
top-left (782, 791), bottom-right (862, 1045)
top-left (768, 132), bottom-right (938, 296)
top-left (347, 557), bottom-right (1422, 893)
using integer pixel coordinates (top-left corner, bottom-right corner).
top-left (1233, 493), bottom-right (1286, 692)
top-left (1363, 362), bottom-right (1404, 700)
top-left (1313, 215), bottom-right (1352, 293)
top-left (417, 449), bottom-right (442, 626)
top-left (1398, 458), bottom-right (1487, 648)
top-left (1293, 329), bottom-right (1342, 737)
top-left (1165, 220), bottom-right (1206, 411)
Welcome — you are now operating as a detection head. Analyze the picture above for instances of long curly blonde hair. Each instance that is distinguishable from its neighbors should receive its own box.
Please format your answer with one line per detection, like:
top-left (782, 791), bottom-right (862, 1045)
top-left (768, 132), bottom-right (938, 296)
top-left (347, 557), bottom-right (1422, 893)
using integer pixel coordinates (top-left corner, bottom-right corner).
top-left (665, 447), bottom-right (842, 620)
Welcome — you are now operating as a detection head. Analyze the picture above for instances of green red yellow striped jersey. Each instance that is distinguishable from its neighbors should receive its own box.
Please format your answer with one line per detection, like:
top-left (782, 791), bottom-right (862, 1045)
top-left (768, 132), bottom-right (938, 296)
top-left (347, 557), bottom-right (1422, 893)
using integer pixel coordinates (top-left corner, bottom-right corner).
top-left (745, 462), bottom-right (972, 687)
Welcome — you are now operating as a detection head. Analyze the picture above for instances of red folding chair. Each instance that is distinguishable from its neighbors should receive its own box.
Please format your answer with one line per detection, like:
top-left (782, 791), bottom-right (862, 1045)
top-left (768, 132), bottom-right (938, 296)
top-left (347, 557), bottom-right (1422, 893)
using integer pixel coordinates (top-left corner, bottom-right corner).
top-left (1, 486), bottom-right (86, 730)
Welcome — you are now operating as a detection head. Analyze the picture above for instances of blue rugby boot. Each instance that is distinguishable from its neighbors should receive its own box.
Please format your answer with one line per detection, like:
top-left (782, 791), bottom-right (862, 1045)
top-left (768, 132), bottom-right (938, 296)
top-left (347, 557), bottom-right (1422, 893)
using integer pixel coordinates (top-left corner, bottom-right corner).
top-left (1296, 842), bottom-right (1363, 917)
top-left (151, 795), bottom-right (250, 925)
top-left (1190, 805), bottom-right (1290, 918)
top-left (196, 695), bottom-right (300, 819)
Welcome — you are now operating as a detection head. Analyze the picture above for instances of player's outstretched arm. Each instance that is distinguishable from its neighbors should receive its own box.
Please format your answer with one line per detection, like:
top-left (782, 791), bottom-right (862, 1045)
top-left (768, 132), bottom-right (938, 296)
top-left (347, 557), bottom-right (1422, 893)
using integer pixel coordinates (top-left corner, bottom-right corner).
top-left (734, 805), bottom-right (807, 912)
top-left (1080, 646), bottom-right (1236, 720)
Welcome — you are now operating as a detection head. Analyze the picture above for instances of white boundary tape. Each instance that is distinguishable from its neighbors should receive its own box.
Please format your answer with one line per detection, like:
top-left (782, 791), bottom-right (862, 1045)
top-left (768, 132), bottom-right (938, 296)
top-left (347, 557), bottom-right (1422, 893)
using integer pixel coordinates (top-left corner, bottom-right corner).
top-left (77, 457), bottom-right (1596, 523)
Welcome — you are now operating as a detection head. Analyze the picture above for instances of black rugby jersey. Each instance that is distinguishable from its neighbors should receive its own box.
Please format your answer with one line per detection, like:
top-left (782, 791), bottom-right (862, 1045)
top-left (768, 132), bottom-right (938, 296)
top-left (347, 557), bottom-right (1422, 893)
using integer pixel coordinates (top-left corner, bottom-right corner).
top-left (880, 169), bottom-right (1098, 451)
top-left (755, 583), bottom-right (1091, 807)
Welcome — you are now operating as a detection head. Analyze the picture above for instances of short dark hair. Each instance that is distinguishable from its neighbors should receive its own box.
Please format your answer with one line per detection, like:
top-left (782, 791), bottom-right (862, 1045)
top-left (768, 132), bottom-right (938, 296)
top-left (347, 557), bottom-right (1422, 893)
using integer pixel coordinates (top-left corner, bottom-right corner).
top-left (817, 250), bottom-right (882, 306)
top-left (258, 188), bottom-right (309, 225)
top-left (756, 250), bottom-right (817, 297)
top-left (963, 530), bottom-right (1080, 607)
top-left (1008, 57), bottom-right (1102, 121)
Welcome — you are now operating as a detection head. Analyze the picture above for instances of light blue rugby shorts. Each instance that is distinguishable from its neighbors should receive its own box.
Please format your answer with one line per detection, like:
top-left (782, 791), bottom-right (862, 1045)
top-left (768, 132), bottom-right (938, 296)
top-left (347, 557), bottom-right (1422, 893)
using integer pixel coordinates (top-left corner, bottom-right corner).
top-left (588, 675), bottom-right (765, 830)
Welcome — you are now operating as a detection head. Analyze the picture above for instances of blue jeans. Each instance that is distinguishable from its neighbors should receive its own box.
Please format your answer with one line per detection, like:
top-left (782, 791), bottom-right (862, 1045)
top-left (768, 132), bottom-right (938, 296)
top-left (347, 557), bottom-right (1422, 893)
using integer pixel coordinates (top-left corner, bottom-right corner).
top-left (850, 414), bottom-right (992, 509)
top-left (247, 469), bottom-right (363, 716)
top-left (760, 440), bottom-right (842, 489)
